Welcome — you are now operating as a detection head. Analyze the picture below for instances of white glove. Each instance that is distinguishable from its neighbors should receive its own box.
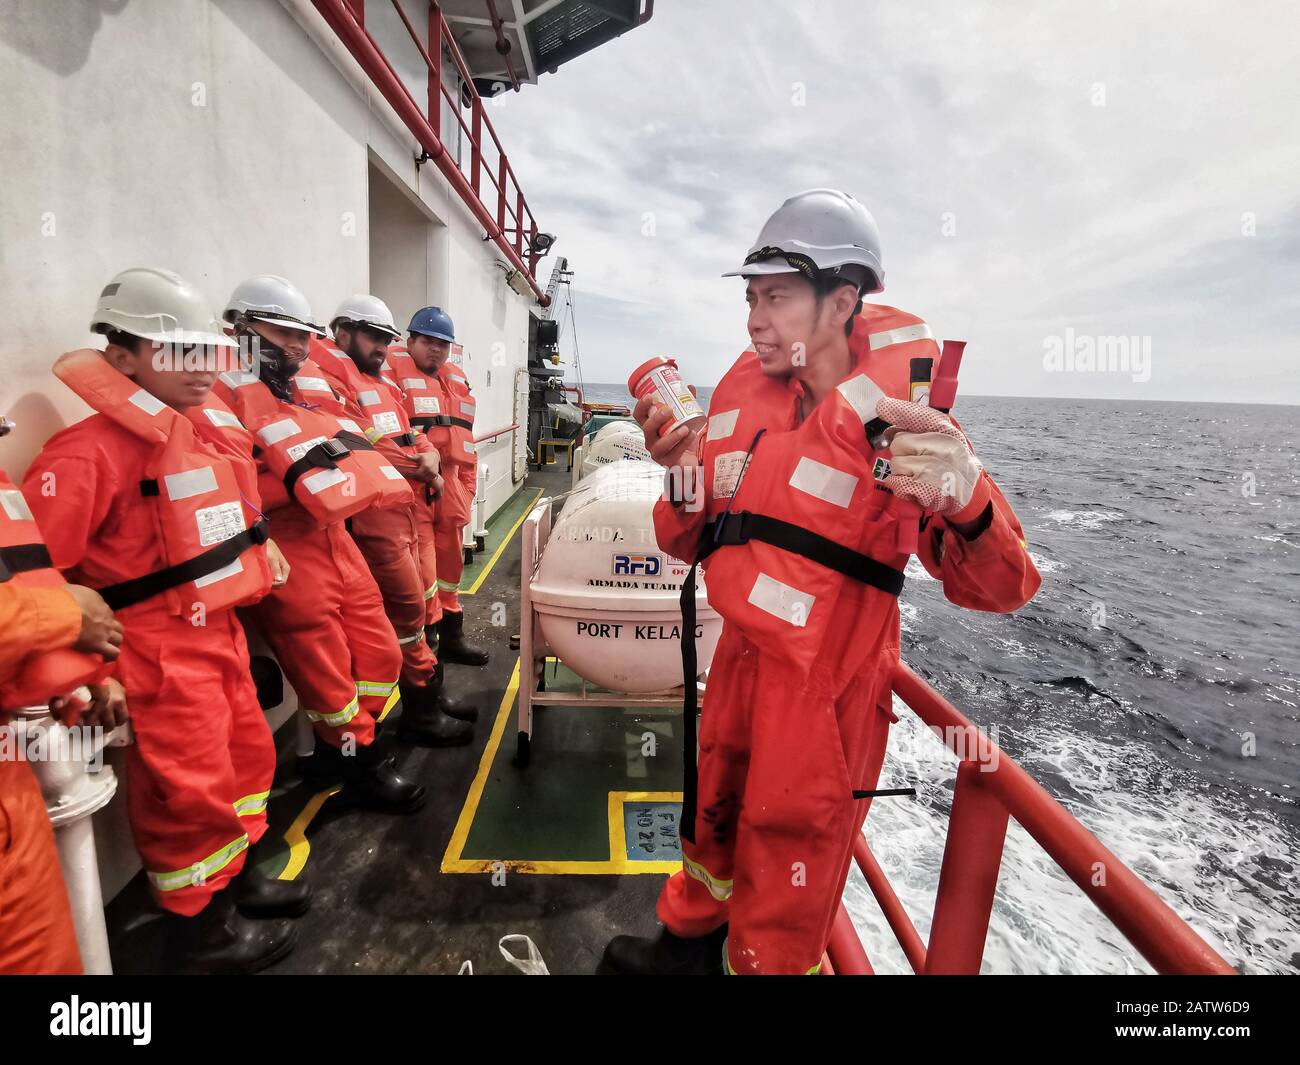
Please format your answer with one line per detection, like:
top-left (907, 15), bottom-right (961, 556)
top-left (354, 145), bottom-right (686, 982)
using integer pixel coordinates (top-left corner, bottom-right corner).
top-left (876, 397), bottom-right (983, 516)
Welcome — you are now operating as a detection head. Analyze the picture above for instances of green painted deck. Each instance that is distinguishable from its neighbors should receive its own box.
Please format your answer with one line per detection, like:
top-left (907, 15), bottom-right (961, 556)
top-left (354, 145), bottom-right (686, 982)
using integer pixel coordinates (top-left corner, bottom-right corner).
top-left (442, 659), bottom-right (684, 874)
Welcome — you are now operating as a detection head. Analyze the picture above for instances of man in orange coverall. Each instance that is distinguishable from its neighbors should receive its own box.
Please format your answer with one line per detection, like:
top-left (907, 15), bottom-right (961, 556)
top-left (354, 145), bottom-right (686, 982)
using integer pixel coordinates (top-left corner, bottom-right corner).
top-left (22, 268), bottom-right (309, 974)
top-left (312, 294), bottom-right (476, 741)
top-left (0, 409), bottom-right (123, 975)
top-left (218, 276), bottom-right (437, 802)
top-left (601, 191), bottom-right (1041, 975)
top-left (394, 307), bottom-right (490, 667)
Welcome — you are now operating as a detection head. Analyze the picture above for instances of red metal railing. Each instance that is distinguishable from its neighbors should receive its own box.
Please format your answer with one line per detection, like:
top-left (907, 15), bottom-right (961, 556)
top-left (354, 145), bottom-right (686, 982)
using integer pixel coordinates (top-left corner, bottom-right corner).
top-left (313, 1), bottom-right (548, 303)
top-left (825, 663), bottom-right (1236, 975)
top-left (474, 422), bottom-right (518, 444)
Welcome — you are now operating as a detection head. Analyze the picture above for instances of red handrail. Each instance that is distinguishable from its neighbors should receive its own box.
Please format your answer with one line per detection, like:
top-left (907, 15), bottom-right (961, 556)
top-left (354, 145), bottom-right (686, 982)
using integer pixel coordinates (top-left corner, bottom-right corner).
top-left (474, 423), bottom-right (518, 444)
top-left (825, 662), bottom-right (1236, 976)
top-left (312, 0), bottom-right (547, 304)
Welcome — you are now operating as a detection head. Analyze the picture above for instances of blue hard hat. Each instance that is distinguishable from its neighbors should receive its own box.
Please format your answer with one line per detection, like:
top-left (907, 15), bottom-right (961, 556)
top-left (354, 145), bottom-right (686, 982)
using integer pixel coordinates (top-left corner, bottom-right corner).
top-left (408, 306), bottom-right (456, 343)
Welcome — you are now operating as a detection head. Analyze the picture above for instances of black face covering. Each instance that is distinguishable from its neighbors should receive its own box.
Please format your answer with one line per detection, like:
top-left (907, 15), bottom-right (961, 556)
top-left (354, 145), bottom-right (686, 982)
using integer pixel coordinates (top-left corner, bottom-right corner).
top-left (243, 327), bottom-right (298, 403)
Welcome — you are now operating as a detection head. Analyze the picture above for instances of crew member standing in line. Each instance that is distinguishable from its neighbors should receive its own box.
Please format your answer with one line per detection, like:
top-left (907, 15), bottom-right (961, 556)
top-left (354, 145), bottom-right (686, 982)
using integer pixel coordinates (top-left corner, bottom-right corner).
top-left (23, 268), bottom-right (308, 974)
top-left (310, 295), bottom-right (478, 736)
top-left (386, 306), bottom-right (489, 666)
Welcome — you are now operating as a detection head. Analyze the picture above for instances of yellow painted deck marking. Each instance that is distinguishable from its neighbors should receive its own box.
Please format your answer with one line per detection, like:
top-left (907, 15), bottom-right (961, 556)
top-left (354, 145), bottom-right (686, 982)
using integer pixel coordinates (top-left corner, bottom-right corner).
top-left (441, 657), bottom-right (685, 875)
top-left (278, 784), bottom-right (342, 881)
top-left (460, 487), bottom-right (543, 597)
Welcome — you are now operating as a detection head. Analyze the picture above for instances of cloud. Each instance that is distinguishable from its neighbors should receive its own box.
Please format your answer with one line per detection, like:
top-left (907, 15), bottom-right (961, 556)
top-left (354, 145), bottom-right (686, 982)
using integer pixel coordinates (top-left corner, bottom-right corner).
top-left (490, 0), bottom-right (1300, 404)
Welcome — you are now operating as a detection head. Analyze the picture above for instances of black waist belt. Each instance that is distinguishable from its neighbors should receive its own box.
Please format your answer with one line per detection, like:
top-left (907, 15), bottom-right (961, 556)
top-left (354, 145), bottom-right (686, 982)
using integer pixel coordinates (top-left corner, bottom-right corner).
top-left (700, 512), bottom-right (906, 597)
top-left (98, 520), bottom-right (270, 611)
top-left (678, 511), bottom-right (906, 845)
top-left (429, 415), bottom-right (473, 431)
top-left (0, 543), bottom-right (54, 582)
top-left (394, 430), bottom-right (419, 447)
top-left (411, 415), bottom-right (437, 431)
top-left (283, 431), bottom-right (374, 497)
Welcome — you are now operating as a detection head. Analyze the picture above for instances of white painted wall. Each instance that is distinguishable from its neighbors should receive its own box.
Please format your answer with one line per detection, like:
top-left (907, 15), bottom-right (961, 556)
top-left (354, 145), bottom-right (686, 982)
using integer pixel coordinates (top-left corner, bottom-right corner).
top-left (0, 0), bottom-right (536, 513)
top-left (0, 0), bottom-right (543, 906)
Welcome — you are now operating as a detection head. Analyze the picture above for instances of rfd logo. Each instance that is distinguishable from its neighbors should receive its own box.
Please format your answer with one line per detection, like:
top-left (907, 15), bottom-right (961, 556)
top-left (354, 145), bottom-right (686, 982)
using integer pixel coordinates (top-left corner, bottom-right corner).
top-left (613, 553), bottom-right (662, 577)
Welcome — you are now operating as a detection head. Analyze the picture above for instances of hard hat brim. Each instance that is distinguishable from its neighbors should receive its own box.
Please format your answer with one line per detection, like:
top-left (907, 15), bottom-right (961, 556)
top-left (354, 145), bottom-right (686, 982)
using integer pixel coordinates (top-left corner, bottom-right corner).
top-left (409, 329), bottom-right (455, 343)
top-left (250, 314), bottom-right (329, 337)
top-left (721, 260), bottom-right (803, 279)
top-left (94, 324), bottom-right (239, 350)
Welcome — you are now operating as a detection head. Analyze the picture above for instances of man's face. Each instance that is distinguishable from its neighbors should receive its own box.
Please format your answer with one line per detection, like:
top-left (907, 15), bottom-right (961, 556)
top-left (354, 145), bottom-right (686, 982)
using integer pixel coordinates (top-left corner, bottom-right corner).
top-left (745, 273), bottom-right (858, 376)
top-left (407, 333), bottom-right (452, 375)
top-left (745, 273), bottom-right (823, 376)
top-left (339, 323), bottom-right (391, 376)
top-left (251, 321), bottom-right (312, 375)
top-left (103, 336), bottom-right (218, 410)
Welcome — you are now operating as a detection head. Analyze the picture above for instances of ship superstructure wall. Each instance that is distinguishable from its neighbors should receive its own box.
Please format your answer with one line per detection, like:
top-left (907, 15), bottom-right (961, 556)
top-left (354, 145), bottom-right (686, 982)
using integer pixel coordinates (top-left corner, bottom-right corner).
top-left (0, 0), bottom-right (532, 513)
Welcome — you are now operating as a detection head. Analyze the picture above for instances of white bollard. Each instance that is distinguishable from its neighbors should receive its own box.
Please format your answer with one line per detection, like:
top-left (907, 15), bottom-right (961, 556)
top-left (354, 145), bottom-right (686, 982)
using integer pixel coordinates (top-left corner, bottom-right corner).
top-left (17, 706), bottom-right (120, 975)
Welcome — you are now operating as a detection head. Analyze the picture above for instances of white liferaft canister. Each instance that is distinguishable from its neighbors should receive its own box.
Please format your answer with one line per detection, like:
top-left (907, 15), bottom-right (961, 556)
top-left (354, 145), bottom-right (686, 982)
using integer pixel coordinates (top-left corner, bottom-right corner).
top-left (579, 425), bottom-right (652, 481)
top-left (627, 357), bottom-right (706, 438)
top-left (530, 461), bottom-right (722, 692)
top-left (590, 419), bottom-right (639, 444)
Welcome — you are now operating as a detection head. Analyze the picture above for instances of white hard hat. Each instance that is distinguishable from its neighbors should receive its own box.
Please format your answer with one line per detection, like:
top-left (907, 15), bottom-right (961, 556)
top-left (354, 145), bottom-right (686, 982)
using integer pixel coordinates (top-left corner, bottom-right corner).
top-left (331, 293), bottom-right (400, 338)
top-left (90, 267), bottom-right (236, 348)
top-left (224, 274), bottom-right (326, 335)
top-left (723, 189), bottom-right (885, 294)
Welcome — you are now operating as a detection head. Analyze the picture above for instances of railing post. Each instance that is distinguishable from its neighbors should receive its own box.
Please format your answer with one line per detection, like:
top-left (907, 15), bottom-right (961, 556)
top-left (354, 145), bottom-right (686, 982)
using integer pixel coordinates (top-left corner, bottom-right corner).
top-left (515, 190), bottom-right (525, 255)
top-left (428, 2), bottom-right (442, 137)
top-left (925, 759), bottom-right (1009, 974)
top-left (497, 157), bottom-right (507, 231)
top-left (470, 96), bottom-right (482, 196)
top-left (347, 0), bottom-right (365, 26)
top-left (825, 904), bottom-right (873, 975)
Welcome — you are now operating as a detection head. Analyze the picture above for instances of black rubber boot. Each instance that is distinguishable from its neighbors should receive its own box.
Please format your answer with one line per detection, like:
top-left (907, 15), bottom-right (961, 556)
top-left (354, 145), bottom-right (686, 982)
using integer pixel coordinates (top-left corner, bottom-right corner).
top-left (429, 661), bottom-right (478, 723)
top-left (396, 679), bottom-right (474, 745)
top-left (163, 889), bottom-right (298, 975)
top-left (297, 740), bottom-right (345, 786)
top-left (340, 741), bottom-right (427, 813)
top-left (232, 853), bottom-right (313, 919)
top-left (437, 610), bottom-right (490, 666)
top-left (597, 924), bottom-right (728, 975)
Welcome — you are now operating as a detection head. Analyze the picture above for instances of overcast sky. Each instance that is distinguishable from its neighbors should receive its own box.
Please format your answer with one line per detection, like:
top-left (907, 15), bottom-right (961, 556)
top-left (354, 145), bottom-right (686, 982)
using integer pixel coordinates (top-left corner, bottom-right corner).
top-left (489, 1), bottom-right (1298, 404)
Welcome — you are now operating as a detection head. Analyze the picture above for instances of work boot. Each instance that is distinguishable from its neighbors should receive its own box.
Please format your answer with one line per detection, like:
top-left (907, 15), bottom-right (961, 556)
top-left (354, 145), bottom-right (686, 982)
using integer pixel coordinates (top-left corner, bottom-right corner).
top-left (597, 924), bottom-right (728, 976)
top-left (437, 610), bottom-right (490, 666)
top-left (397, 679), bottom-right (475, 742)
top-left (429, 660), bottom-right (479, 723)
top-left (297, 740), bottom-right (345, 785)
top-left (340, 741), bottom-right (426, 813)
top-left (232, 854), bottom-right (313, 919)
top-left (163, 890), bottom-right (298, 975)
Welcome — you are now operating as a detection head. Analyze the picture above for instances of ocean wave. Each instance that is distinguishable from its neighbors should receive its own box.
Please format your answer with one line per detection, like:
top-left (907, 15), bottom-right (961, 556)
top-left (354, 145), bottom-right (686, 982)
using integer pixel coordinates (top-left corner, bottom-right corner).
top-left (843, 707), bottom-right (1298, 974)
top-left (1042, 509), bottom-right (1128, 530)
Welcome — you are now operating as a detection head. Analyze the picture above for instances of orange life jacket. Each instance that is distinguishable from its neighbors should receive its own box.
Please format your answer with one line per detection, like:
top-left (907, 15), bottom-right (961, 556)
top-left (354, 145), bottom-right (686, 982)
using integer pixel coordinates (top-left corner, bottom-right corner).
top-left (51, 349), bottom-right (273, 617)
top-left (0, 467), bottom-right (107, 708)
top-left (686, 305), bottom-right (940, 676)
top-left (310, 338), bottom-right (426, 455)
top-left (212, 367), bottom-right (412, 525)
top-left (434, 359), bottom-right (477, 466)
